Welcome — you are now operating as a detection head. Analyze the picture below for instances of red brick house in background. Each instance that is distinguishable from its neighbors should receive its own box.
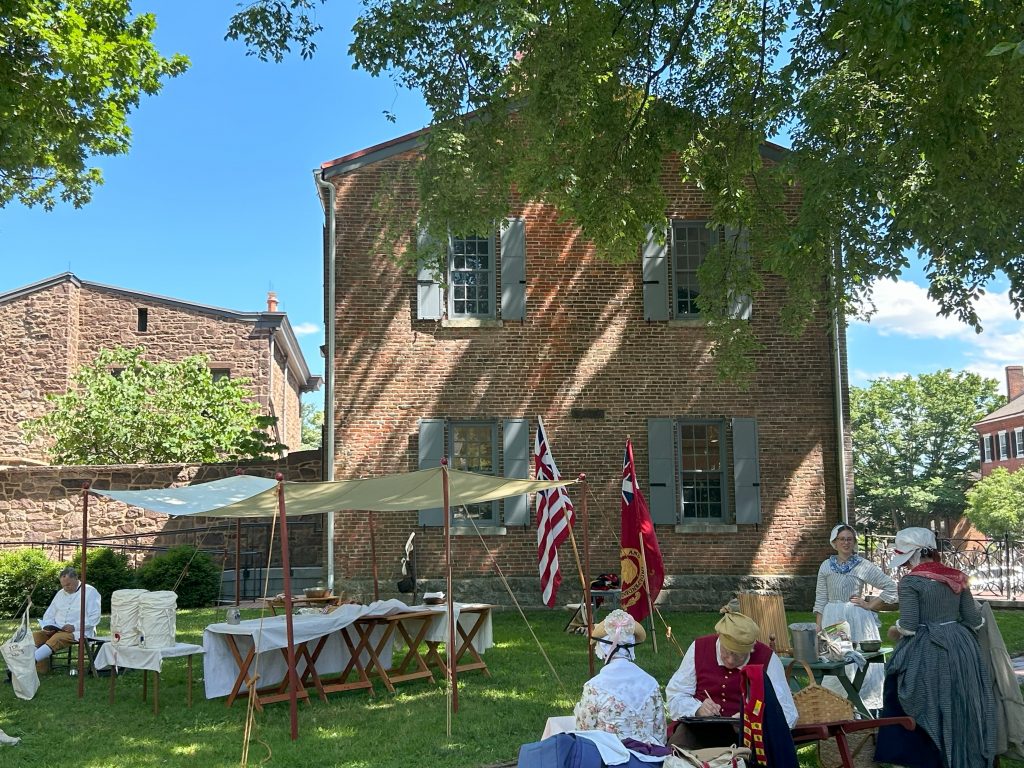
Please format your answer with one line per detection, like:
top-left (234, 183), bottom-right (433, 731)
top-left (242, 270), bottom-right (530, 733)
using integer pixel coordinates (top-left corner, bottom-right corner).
top-left (314, 130), bottom-right (851, 609)
top-left (975, 365), bottom-right (1024, 476)
top-left (0, 273), bottom-right (322, 462)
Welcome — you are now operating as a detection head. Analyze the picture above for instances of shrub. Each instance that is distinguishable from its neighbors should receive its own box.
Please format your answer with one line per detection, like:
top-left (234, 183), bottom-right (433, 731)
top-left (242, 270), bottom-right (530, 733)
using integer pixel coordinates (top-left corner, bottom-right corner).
top-left (0, 548), bottom-right (61, 618)
top-left (70, 548), bottom-right (137, 612)
top-left (137, 546), bottom-right (221, 608)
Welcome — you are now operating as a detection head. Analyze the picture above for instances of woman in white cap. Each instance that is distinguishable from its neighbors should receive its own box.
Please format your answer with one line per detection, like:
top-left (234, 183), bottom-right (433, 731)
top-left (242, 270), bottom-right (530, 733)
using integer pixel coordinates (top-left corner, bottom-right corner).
top-left (874, 527), bottom-right (995, 768)
top-left (812, 523), bottom-right (897, 711)
top-left (573, 609), bottom-right (666, 746)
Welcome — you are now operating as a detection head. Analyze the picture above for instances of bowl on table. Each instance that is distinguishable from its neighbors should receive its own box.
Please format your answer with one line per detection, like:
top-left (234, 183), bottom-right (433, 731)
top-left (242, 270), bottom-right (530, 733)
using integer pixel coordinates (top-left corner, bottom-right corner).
top-left (303, 587), bottom-right (330, 599)
top-left (858, 640), bottom-right (882, 653)
top-left (423, 592), bottom-right (445, 606)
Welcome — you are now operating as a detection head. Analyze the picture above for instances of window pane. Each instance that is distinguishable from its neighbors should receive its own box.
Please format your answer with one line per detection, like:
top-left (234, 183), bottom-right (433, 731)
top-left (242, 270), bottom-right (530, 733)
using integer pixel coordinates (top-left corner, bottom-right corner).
top-left (449, 234), bottom-right (493, 317)
top-left (451, 423), bottom-right (496, 522)
top-left (679, 421), bottom-right (724, 520)
top-left (672, 222), bottom-right (711, 316)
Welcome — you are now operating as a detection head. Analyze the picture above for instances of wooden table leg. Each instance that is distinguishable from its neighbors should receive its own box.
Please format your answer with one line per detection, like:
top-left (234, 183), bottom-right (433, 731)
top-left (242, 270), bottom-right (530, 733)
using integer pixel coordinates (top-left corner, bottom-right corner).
top-left (223, 635), bottom-right (258, 709)
top-left (452, 608), bottom-right (490, 675)
top-left (356, 619), bottom-right (400, 693)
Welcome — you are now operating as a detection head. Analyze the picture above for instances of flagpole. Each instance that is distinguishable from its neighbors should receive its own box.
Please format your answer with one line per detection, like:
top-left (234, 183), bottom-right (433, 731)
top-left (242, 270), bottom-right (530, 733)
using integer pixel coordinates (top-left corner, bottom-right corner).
top-left (579, 474), bottom-right (594, 677)
top-left (638, 531), bottom-right (658, 653)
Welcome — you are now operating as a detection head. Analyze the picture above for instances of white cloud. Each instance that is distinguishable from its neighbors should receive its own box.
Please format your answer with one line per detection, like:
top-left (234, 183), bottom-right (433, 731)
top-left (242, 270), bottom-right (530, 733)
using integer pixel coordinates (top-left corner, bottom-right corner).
top-left (291, 322), bottom-right (322, 337)
top-left (849, 368), bottom-right (910, 387)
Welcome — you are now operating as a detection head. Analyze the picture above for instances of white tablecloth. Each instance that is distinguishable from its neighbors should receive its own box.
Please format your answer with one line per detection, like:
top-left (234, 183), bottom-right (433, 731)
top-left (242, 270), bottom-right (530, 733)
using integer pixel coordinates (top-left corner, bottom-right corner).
top-left (94, 642), bottom-right (204, 674)
top-left (398, 602), bottom-right (494, 651)
top-left (201, 599), bottom-right (494, 699)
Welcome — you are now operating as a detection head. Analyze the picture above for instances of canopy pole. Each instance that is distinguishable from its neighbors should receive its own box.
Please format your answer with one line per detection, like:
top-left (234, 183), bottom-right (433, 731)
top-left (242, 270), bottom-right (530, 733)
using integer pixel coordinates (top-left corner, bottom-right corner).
top-left (78, 481), bottom-right (90, 697)
top-left (560, 474), bottom-right (594, 677)
top-left (442, 459), bottom-right (458, 717)
top-left (235, 518), bottom-right (242, 607)
top-left (369, 511), bottom-right (380, 601)
top-left (276, 474), bottom-right (299, 740)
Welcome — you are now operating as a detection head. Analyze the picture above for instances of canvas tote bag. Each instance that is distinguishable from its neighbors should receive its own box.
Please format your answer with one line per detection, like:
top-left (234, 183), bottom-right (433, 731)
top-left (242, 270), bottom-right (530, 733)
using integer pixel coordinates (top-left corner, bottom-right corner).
top-left (1, 609), bottom-right (40, 700)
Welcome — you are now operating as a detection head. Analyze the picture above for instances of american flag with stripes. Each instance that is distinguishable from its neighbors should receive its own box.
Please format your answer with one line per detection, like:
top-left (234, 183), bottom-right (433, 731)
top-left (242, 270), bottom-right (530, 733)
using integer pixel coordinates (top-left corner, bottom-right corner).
top-left (535, 417), bottom-right (575, 607)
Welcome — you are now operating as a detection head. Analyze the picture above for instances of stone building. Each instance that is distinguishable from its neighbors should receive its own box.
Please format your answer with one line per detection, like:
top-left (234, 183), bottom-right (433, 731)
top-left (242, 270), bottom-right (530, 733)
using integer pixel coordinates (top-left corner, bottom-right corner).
top-left (975, 365), bottom-right (1024, 477)
top-left (313, 130), bottom-right (850, 609)
top-left (0, 273), bottom-right (322, 461)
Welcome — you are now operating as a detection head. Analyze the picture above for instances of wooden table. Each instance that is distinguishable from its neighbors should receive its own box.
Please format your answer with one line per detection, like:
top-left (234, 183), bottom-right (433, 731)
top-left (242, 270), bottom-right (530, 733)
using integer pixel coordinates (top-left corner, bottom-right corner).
top-left (424, 604), bottom-right (494, 677)
top-left (219, 634), bottom-right (323, 710)
top-left (301, 622), bottom-right (374, 697)
top-left (94, 642), bottom-right (204, 715)
top-left (263, 595), bottom-right (343, 616)
top-left (350, 609), bottom-right (438, 693)
top-left (780, 648), bottom-right (890, 718)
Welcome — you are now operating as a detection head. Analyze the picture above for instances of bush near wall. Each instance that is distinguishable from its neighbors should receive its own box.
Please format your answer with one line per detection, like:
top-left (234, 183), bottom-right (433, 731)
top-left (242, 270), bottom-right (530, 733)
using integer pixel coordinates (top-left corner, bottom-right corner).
top-left (70, 548), bottom-right (137, 612)
top-left (137, 546), bottom-right (220, 608)
top-left (0, 549), bottom-right (61, 618)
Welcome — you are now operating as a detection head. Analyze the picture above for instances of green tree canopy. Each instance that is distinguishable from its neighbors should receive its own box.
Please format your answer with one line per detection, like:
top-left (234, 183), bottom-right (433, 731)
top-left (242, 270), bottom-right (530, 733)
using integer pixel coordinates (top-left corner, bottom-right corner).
top-left (1, 1), bottom-right (188, 209)
top-left (22, 346), bottom-right (284, 464)
top-left (966, 467), bottom-right (1024, 537)
top-left (228, 1), bottom-right (1024, 376)
top-left (300, 401), bottom-right (323, 450)
top-left (851, 370), bottom-right (1003, 533)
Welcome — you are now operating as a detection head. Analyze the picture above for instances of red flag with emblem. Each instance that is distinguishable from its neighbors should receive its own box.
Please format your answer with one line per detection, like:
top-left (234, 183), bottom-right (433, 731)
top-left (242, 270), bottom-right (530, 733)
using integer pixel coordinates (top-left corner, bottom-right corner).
top-left (619, 438), bottom-right (664, 621)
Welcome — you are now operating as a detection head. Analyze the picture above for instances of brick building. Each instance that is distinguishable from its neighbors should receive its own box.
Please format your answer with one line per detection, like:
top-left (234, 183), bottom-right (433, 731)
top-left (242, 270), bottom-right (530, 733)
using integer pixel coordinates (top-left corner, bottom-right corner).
top-left (0, 273), bottom-right (322, 461)
top-left (314, 131), bottom-right (851, 609)
top-left (975, 365), bottom-right (1024, 476)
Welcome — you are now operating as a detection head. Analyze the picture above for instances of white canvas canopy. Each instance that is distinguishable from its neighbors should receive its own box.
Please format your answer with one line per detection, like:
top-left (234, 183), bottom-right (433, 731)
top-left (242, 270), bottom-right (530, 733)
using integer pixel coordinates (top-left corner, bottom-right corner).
top-left (82, 467), bottom-right (576, 740)
top-left (91, 467), bottom-right (572, 517)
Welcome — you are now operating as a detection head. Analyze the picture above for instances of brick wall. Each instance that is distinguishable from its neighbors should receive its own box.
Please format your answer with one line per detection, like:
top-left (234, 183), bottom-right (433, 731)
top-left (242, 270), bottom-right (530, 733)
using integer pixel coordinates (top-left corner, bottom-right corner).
top-left (324, 148), bottom-right (847, 610)
top-left (0, 450), bottom-right (324, 567)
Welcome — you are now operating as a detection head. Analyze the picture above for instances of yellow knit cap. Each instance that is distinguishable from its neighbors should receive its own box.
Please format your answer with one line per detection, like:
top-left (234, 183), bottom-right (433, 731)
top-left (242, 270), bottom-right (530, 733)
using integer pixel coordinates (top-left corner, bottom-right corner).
top-left (715, 611), bottom-right (759, 655)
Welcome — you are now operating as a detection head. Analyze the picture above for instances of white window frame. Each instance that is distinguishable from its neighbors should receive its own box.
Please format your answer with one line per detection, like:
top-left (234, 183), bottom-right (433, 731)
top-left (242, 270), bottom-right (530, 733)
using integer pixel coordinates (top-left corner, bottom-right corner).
top-left (1016, 427), bottom-right (1024, 458)
top-left (448, 419), bottom-right (499, 525)
top-left (983, 433), bottom-right (994, 463)
top-left (677, 418), bottom-right (728, 522)
top-left (447, 232), bottom-right (496, 319)
top-left (998, 430), bottom-right (1010, 461)
top-left (669, 220), bottom-right (719, 318)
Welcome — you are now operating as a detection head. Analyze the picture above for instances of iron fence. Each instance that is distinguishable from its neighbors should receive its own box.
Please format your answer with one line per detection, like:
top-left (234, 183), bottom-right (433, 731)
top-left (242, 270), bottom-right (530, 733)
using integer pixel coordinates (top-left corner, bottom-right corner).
top-left (862, 533), bottom-right (1024, 600)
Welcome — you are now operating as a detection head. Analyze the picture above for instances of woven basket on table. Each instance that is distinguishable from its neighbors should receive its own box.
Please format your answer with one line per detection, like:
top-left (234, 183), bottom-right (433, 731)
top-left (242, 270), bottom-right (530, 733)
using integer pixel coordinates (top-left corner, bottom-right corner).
top-left (791, 659), bottom-right (854, 724)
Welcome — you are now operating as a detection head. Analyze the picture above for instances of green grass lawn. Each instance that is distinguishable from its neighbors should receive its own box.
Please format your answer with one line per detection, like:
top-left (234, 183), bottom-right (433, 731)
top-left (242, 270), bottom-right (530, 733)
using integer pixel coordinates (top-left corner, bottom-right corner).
top-left (1, 607), bottom-right (1022, 768)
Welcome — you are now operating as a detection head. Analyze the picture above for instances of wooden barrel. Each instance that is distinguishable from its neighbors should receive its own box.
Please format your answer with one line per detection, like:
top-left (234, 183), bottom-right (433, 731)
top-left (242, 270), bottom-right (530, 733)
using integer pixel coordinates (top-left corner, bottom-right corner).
top-left (737, 590), bottom-right (792, 654)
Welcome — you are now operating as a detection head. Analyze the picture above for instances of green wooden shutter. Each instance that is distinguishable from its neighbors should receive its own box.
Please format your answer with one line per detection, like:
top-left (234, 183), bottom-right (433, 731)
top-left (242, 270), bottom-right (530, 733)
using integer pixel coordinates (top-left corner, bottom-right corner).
top-left (732, 417), bottom-right (761, 524)
top-left (418, 418), bottom-right (445, 525)
top-left (642, 225), bottom-right (669, 321)
top-left (647, 418), bottom-right (677, 524)
top-left (500, 218), bottom-right (526, 321)
top-left (502, 418), bottom-right (530, 525)
top-left (725, 226), bottom-right (752, 320)
top-left (416, 227), bottom-right (443, 320)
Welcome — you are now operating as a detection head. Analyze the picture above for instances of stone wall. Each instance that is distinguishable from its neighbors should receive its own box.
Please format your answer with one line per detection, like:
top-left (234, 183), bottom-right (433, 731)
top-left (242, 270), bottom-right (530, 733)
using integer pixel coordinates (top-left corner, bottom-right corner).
top-left (0, 450), bottom-right (324, 568)
top-left (323, 145), bottom-right (844, 610)
top-left (0, 276), bottom-right (305, 460)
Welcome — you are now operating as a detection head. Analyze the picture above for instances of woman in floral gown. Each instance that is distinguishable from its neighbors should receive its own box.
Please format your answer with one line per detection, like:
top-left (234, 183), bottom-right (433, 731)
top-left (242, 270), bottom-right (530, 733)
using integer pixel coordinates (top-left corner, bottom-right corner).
top-left (573, 609), bottom-right (666, 746)
top-left (812, 523), bottom-right (897, 710)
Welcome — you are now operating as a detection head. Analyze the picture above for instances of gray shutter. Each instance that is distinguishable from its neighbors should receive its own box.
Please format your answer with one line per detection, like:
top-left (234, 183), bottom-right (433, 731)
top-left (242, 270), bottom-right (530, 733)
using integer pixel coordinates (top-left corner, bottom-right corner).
top-left (726, 226), bottom-right (752, 320)
top-left (732, 417), bottom-right (761, 524)
top-left (642, 225), bottom-right (669, 321)
top-left (502, 418), bottom-right (530, 525)
top-left (500, 218), bottom-right (526, 321)
top-left (416, 227), bottom-right (443, 320)
top-left (418, 418), bottom-right (445, 525)
top-left (647, 418), bottom-right (677, 524)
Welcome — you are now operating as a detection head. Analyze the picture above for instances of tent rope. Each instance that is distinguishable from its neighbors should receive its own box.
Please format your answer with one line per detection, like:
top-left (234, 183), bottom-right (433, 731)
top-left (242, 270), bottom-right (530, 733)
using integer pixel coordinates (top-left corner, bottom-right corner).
top-left (463, 507), bottom-right (570, 699)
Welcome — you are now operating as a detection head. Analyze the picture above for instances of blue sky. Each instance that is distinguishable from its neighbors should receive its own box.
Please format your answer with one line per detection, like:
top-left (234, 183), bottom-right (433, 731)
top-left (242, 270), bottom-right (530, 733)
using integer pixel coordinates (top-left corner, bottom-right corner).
top-left (1, 2), bottom-right (1020, 406)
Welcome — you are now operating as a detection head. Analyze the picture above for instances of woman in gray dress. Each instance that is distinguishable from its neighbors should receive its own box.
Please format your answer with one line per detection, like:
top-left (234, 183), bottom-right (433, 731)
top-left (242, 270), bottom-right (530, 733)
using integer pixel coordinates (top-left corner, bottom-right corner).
top-left (874, 527), bottom-right (996, 768)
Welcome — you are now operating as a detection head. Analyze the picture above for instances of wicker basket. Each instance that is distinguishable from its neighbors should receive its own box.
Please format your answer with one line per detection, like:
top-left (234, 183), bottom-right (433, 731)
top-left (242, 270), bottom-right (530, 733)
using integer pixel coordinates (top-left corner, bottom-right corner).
top-left (792, 660), bottom-right (854, 724)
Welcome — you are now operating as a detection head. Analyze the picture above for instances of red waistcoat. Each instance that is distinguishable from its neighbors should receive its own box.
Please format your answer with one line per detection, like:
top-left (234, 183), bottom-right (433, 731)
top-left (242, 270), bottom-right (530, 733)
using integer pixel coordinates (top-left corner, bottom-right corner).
top-left (693, 634), bottom-right (772, 716)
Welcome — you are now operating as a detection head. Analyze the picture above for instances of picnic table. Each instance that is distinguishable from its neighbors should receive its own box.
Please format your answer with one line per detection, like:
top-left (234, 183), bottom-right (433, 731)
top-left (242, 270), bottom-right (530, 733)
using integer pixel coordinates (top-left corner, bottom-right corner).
top-left (779, 647), bottom-right (890, 718)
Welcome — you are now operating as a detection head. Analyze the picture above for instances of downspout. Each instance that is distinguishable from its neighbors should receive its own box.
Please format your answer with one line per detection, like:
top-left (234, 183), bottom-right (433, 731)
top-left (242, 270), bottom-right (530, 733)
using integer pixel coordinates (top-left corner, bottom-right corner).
top-left (268, 329), bottom-right (281, 455)
top-left (831, 243), bottom-right (850, 525)
top-left (315, 170), bottom-right (337, 591)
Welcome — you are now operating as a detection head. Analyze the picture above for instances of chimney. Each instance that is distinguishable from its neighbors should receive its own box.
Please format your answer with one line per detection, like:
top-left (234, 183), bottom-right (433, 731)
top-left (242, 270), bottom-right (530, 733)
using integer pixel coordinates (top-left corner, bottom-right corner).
top-left (1008, 366), bottom-right (1024, 401)
top-left (267, 291), bottom-right (278, 312)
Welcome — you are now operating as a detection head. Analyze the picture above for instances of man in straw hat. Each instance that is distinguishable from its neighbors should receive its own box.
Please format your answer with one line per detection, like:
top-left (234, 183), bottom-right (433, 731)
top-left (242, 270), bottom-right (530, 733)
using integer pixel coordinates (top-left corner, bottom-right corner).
top-left (666, 605), bottom-right (797, 749)
top-left (573, 609), bottom-right (667, 748)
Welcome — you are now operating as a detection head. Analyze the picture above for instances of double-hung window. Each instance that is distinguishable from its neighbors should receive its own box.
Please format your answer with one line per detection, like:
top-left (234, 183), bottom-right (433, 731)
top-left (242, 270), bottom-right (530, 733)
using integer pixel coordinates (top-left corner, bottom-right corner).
top-left (678, 420), bottom-right (727, 520)
top-left (448, 234), bottom-right (494, 318)
top-left (982, 434), bottom-right (994, 463)
top-left (998, 431), bottom-right (1010, 461)
top-left (1015, 427), bottom-right (1024, 458)
top-left (417, 417), bottom-right (530, 529)
top-left (671, 221), bottom-right (716, 317)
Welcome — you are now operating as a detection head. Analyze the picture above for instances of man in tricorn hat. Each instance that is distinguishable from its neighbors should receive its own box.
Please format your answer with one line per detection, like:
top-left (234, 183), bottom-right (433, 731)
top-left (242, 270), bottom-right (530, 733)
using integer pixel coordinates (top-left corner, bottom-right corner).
top-left (665, 606), bottom-right (797, 750)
